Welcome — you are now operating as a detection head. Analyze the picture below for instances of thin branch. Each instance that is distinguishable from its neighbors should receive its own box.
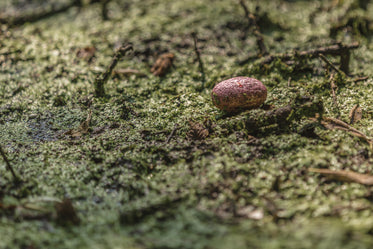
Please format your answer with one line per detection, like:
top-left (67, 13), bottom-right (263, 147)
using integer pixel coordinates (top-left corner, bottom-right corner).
top-left (353, 76), bottom-right (368, 83)
top-left (321, 117), bottom-right (373, 150)
top-left (94, 44), bottom-right (133, 97)
top-left (329, 73), bottom-right (338, 108)
top-left (259, 42), bottom-right (359, 73)
top-left (191, 32), bottom-right (205, 88)
top-left (239, 0), bottom-right (268, 56)
top-left (319, 53), bottom-right (346, 77)
top-left (309, 168), bottom-right (373, 185)
top-left (101, 0), bottom-right (111, 21)
top-left (0, 146), bottom-right (20, 182)
top-left (164, 124), bottom-right (179, 144)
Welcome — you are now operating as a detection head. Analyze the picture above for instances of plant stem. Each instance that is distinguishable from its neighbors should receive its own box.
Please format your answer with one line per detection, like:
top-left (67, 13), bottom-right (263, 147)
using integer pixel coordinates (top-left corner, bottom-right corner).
top-left (94, 44), bottom-right (133, 97)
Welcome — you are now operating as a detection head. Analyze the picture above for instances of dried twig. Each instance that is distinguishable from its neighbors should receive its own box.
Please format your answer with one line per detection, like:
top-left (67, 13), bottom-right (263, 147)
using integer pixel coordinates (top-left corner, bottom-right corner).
top-left (239, 0), bottom-right (268, 56)
top-left (323, 117), bottom-right (366, 137)
top-left (101, 0), bottom-right (111, 20)
top-left (352, 76), bottom-right (369, 83)
top-left (321, 117), bottom-right (373, 149)
top-left (329, 73), bottom-right (338, 107)
top-left (349, 105), bottom-right (362, 124)
top-left (94, 44), bottom-right (133, 97)
top-left (309, 168), bottom-right (373, 185)
top-left (164, 124), bottom-right (179, 144)
top-left (0, 146), bottom-right (20, 182)
top-left (259, 42), bottom-right (359, 74)
top-left (319, 53), bottom-right (346, 77)
top-left (191, 32), bottom-right (206, 87)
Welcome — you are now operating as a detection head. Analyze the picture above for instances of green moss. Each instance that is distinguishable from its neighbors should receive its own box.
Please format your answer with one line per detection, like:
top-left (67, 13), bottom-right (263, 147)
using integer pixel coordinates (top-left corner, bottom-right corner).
top-left (1, 0), bottom-right (373, 248)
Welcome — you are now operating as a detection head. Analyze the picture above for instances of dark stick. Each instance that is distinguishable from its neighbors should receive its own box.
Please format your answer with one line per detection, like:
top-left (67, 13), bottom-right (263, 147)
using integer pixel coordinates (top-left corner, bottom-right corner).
top-left (340, 49), bottom-right (350, 75)
top-left (101, 0), bottom-right (111, 21)
top-left (165, 124), bottom-right (179, 144)
top-left (353, 76), bottom-right (368, 82)
top-left (191, 33), bottom-right (206, 88)
top-left (0, 146), bottom-right (20, 181)
top-left (94, 44), bottom-right (133, 97)
top-left (239, 0), bottom-right (268, 56)
top-left (318, 53), bottom-right (346, 77)
top-left (261, 42), bottom-right (359, 71)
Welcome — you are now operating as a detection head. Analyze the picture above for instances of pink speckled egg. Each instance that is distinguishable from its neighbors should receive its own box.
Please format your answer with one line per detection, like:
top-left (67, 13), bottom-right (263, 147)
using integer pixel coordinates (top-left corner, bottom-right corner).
top-left (211, 77), bottom-right (267, 112)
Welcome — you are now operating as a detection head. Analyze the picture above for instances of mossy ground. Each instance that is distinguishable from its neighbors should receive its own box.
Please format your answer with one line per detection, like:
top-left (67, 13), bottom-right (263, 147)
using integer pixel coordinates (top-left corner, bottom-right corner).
top-left (1, 0), bottom-right (373, 248)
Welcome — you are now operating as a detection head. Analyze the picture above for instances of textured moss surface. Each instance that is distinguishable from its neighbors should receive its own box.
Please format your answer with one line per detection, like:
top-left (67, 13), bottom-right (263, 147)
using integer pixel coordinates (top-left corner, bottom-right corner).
top-left (1, 0), bottom-right (373, 248)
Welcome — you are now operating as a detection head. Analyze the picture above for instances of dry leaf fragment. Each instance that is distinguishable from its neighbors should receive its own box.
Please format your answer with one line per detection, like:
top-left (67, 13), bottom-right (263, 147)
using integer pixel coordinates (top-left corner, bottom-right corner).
top-left (76, 46), bottom-right (96, 62)
top-left (151, 53), bottom-right (174, 76)
top-left (187, 118), bottom-right (214, 140)
top-left (64, 110), bottom-right (92, 137)
top-left (187, 120), bottom-right (209, 140)
top-left (309, 168), bottom-right (373, 185)
top-left (349, 104), bottom-right (362, 124)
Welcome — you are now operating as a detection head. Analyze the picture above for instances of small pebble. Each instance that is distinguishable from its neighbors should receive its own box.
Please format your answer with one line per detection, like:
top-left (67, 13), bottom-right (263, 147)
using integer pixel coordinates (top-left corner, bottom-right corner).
top-left (211, 76), bottom-right (267, 112)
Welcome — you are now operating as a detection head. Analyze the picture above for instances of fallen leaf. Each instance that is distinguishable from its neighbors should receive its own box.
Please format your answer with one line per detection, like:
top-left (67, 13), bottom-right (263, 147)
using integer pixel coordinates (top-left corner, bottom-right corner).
top-left (349, 104), bottom-right (362, 124)
top-left (309, 168), bottom-right (373, 185)
top-left (76, 46), bottom-right (96, 62)
top-left (151, 53), bottom-right (174, 76)
top-left (187, 120), bottom-right (209, 140)
top-left (64, 110), bottom-right (92, 137)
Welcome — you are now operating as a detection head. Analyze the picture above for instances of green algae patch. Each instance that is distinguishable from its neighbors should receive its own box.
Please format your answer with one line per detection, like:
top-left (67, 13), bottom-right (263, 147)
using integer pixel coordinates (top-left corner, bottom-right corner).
top-left (1, 0), bottom-right (373, 248)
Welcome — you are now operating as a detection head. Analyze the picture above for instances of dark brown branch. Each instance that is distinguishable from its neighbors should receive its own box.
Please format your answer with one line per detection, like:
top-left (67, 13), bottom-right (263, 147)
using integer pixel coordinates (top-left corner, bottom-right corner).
top-left (239, 0), bottom-right (268, 56)
top-left (101, 0), bottom-right (111, 21)
top-left (353, 76), bottom-right (368, 83)
top-left (0, 146), bottom-right (20, 182)
top-left (164, 124), bottom-right (179, 144)
top-left (340, 49), bottom-right (351, 74)
top-left (191, 32), bottom-right (205, 87)
top-left (259, 42), bottom-right (359, 74)
top-left (318, 53), bottom-right (346, 77)
top-left (94, 44), bottom-right (133, 97)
